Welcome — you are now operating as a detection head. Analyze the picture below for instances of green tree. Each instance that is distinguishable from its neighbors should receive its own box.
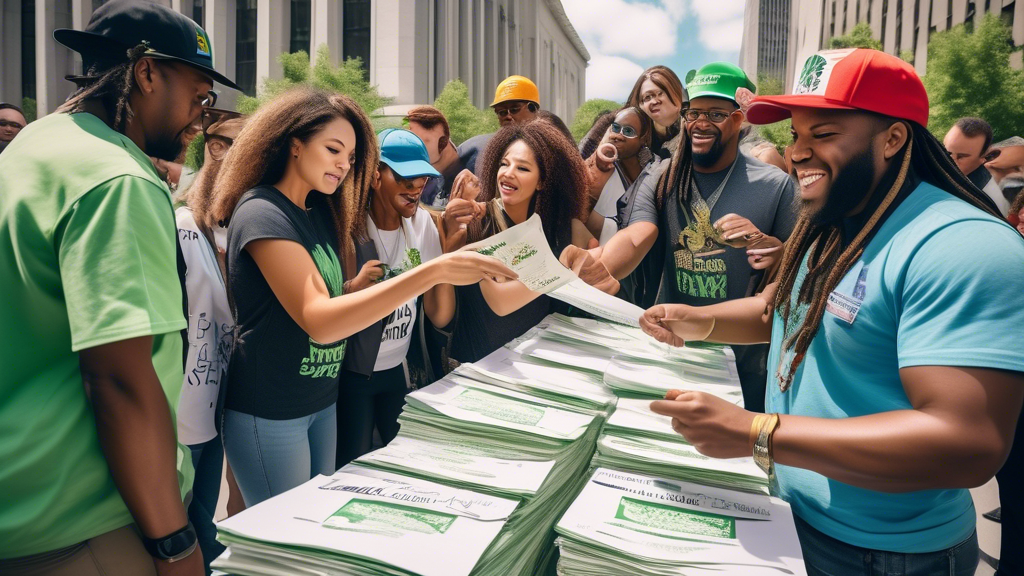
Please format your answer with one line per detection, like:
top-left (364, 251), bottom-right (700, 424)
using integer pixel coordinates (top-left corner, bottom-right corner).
top-left (569, 98), bottom-right (621, 142)
top-left (924, 14), bottom-right (1024, 141)
top-left (21, 98), bottom-right (37, 123)
top-left (828, 22), bottom-right (884, 50)
top-left (755, 73), bottom-right (791, 154)
top-left (432, 79), bottom-right (499, 144)
top-left (237, 45), bottom-right (393, 125)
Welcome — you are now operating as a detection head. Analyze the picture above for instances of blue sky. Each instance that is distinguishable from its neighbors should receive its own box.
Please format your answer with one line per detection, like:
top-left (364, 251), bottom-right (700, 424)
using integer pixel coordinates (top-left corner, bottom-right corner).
top-left (562, 0), bottom-right (745, 103)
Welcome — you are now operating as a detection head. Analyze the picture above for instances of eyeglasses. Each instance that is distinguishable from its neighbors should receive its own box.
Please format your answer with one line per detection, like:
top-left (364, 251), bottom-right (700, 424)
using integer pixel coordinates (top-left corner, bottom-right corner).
top-left (0, 120), bottom-right (25, 130)
top-left (683, 109), bottom-right (733, 123)
top-left (609, 122), bottom-right (639, 139)
top-left (494, 103), bottom-right (524, 118)
top-left (641, 89), bottom-right (666, 105)
top-left (201, 90), bottom-right (218, 108)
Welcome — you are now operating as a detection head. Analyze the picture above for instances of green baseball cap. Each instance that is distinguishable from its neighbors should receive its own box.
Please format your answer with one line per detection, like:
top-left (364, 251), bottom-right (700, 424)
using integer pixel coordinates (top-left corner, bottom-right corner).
top-left (684, 62), bottom-right (756, 105)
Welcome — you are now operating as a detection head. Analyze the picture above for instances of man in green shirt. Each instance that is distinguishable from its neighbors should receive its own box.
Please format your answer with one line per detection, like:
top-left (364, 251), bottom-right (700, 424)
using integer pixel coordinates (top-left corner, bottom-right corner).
top-left (0, 2), bottom-right (238, 575)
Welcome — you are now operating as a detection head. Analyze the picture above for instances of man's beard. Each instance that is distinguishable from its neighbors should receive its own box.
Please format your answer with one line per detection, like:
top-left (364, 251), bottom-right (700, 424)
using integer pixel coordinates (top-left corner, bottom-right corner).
top-left (690, 126), bottom-right (725, 168)
top-left (146, 125), bottom-right (191, 162)
top-left (802, 143), bottom-right (877, 227)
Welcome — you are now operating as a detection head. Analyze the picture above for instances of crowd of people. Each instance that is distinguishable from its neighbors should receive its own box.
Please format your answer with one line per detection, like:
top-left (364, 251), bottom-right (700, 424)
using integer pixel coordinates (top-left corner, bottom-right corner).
top-left (1, 2), bottom-right (1022, 576)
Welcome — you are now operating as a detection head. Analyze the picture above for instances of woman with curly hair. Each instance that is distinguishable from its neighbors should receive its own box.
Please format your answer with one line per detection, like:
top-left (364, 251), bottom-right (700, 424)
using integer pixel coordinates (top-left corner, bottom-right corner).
top-left (449, 121), bottom-right (595, 363)
top-left (209, 87), bottom-right (515, 506)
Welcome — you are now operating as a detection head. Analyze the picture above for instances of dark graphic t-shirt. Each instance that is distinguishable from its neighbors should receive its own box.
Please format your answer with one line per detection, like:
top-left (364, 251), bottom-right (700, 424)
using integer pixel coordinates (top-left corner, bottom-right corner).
top-left (225, 186), bottom-right (346, 420)
top-left (629, 152), bottom-right (798, 306)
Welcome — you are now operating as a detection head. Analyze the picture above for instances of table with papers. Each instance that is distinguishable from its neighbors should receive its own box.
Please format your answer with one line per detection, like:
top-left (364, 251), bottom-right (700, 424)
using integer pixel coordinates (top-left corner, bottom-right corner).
top-left (212, 219), bottom-right (805, 576)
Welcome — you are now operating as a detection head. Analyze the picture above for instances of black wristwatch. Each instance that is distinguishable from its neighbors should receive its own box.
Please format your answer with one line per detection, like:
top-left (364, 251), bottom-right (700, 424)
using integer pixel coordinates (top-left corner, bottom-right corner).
top-left (142, 522), bottom-right (198, 562)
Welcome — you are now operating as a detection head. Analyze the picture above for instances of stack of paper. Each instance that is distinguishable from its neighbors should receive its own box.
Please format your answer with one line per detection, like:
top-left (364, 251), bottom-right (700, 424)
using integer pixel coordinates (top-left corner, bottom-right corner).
top-left (602, 356), bottom-right (741, 399)
top-left (355, 374), bottom-right (603, 576)
top-left (211, 467), bottom-right (518, 576)
top-left (511, 315), bottom-right (740, 392)
top-left (592, 398), bottom-right (768, 494)
top-left (555, 468), bottom-right (807, 576)
top-left (454, 347), bottom-right (616, 414)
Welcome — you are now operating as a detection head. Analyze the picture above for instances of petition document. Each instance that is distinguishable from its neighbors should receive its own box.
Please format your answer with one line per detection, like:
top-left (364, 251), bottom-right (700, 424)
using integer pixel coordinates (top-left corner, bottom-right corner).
top-left (464, 214), bottom-right (644, 327)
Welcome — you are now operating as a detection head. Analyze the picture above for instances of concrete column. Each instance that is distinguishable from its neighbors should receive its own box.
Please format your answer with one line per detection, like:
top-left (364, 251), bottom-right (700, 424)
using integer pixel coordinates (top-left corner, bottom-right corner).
top-left (1, 1), bottom-right (22, 106)
top-left (310, 0), bottom-right (342, 65)
top-left (951, 0), bottom-right (967, 26)
top-left (933, 0), bottom-right (948, 29)
top-left (372, 0), bottom-right (417, 104)
top-left (205, 0), bottom-right (237, 108)
top-left (914, 0), bottom-right (929, 74)
top-left (1014, 0), bottom-right (1024, 49)
top-left (870, 0), bottom-right (885, 37)
top-left (256, 0), bottom-right (288, 91)
top-left (476, 0), bottom-right (485, 105)
top-left (36, 0), bottom-right (76, 116)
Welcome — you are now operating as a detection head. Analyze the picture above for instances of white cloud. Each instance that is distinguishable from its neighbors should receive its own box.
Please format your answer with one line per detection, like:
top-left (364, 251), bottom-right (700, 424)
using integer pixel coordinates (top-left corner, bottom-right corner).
top-left (562, 0), bottom-right (688, 59)
top-left (689, 0), bottom-right (746, 52)
top-left (585, 53), bottom-right (646, 101)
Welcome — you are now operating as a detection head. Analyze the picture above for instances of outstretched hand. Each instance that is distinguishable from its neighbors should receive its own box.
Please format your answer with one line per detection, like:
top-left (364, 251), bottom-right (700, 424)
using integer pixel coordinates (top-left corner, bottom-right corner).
top-left (649, 389), bottom-right (756, 459)
top-left (639, 304), bottom-right (715, 348)
top-left (559, 245), bottom-right (620, 295)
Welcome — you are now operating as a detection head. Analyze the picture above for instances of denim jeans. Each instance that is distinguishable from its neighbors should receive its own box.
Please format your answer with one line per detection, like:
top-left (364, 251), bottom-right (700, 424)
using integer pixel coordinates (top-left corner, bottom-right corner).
top-left (187, 439), bottom-right (225, 575)
top-left (795, 514), bottom-right (979, 576)
top-left (222, 404), bottom-right (337, 507)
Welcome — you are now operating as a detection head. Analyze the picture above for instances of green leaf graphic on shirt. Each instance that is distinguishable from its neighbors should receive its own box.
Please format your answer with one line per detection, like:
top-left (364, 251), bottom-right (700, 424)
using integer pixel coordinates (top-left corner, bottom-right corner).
top-left (312, 244), bottom-right (343, 297)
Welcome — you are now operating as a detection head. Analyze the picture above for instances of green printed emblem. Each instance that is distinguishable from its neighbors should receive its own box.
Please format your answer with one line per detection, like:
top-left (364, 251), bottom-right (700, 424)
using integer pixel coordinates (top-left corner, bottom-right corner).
top-left (615, 497), bottom-right (736, 539)
top-left (796, 54), bottom-right (828, 94)
top-left (311, 244), bottom-right (344, 296)
top-left (324, 499), bottom-right (456, 534)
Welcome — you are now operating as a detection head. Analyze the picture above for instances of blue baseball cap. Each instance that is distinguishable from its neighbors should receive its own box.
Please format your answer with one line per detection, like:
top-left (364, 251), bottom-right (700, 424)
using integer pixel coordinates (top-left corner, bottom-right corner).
top-left (377, 129), bottom-right (441, 179)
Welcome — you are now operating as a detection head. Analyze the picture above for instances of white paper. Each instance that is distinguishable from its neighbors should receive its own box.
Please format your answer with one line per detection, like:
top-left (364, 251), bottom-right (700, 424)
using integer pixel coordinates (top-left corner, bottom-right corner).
top-left (597, 434), bottom-right (767, 480)
top-left (465, 213), bottom-right (643, 326)
top-left (215, 470), bottom-right (518, 576)
top-left (356, 436), bottom-right (556, 496)
top-left (460, 348), bottom-right (616, 407)
top-left (406, 377), bottom-right (594, 440)
top-left (557, 469), bottom-right (805, 573)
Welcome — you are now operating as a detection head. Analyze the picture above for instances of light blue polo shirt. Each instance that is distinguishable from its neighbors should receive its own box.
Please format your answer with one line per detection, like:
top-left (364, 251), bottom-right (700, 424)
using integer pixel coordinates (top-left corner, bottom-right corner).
top-left (766, 181), bottom-right (1024, 553)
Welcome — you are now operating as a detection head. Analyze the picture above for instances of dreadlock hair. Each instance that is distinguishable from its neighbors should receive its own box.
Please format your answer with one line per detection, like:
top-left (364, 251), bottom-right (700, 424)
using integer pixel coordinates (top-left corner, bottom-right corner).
top-left (469, 121), bottom-right (590, 254)
top-left (56, 44), bottom-right (151, 133)
top-left (209, 87), bottom-right (379, 279)
top-left (772, 118), bottom-right (1000, 390)
top-left (653, 125), bottom-right (695, 211)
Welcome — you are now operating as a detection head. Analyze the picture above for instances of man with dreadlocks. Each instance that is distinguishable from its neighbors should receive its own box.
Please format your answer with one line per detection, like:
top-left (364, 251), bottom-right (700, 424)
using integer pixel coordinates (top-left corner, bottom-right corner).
top-left (563, 62), bottom-right (797, 413)
top-left (641, 48), bottom-right (1024, 575)
top-left (0, 1), bottom-right (238, 574)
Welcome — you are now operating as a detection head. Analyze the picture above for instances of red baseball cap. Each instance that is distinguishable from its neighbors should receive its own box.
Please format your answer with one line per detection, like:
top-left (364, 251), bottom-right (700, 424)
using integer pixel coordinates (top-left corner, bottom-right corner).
top-left (746, 48), bottom-right (928, 126)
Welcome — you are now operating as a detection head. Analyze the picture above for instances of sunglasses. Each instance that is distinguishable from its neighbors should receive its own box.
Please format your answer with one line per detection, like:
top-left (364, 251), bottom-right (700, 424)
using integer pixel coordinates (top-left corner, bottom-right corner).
top-left (494, 103), bottom-right (524, 118)
top-left (609, 122), bottom-right (639, 139)
top-left (0, 119), bottom-right (24, 130)
top-left (683, 109), bottom-right (733, 123)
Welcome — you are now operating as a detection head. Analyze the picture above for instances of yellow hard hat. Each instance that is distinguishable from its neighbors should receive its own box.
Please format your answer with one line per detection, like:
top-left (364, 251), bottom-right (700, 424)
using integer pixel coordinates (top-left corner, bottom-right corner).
top-left (491, 75), bottom-right (540, 107)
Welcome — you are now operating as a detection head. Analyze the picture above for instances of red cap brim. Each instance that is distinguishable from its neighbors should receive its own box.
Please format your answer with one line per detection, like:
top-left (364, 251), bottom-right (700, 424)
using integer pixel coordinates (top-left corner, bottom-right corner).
top-left (746, 95), bottom-right (860, 125)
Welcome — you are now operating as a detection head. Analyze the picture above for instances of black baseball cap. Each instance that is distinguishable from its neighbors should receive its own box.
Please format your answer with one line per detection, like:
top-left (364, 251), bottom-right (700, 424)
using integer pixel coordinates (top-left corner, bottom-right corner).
top-left (54, 0), bottom-right (239, 90)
